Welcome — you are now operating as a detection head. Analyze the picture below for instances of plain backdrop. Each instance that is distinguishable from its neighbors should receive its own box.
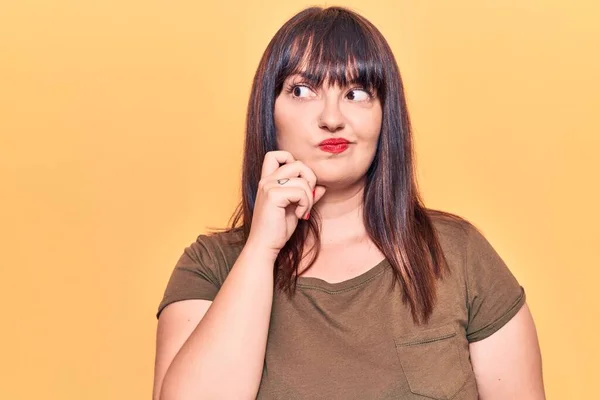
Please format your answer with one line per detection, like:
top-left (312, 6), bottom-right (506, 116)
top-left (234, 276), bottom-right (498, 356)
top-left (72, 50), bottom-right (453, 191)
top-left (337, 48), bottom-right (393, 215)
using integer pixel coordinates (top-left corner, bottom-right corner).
top-left (1, 0), bottom-right (598, 398)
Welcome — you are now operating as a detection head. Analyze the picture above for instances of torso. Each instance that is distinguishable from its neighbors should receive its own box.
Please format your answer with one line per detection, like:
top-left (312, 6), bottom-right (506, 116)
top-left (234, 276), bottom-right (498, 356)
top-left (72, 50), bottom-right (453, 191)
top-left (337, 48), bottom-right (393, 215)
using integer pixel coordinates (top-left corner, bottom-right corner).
top-left (255, 223), bottom-right (480, 399)
top-left (257, 250), bottom-right (479, 400)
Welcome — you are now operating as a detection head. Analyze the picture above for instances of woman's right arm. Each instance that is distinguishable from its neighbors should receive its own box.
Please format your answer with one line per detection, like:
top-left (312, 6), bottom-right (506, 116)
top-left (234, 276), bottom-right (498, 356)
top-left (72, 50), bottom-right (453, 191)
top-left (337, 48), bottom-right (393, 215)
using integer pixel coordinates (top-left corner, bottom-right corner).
top-left (153, 151), bottom-right (326, 400)
top-left (154, 244), bottom-right (278, 400)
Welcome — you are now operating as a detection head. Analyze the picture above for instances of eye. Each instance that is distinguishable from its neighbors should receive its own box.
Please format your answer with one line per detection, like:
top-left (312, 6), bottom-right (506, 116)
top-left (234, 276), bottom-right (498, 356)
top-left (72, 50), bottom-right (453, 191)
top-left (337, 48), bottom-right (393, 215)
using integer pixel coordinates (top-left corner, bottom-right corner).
top-left (291, 85), bottom-right (315, 98)
top-left (347, 89), bottom-right (371, 101)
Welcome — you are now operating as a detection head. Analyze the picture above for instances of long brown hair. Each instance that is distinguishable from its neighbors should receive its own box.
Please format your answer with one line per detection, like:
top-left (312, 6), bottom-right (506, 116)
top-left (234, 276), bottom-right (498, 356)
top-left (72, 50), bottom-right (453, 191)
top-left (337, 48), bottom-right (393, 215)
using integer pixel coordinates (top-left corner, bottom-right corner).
top-left (222, 6), bottom-right (466, 325)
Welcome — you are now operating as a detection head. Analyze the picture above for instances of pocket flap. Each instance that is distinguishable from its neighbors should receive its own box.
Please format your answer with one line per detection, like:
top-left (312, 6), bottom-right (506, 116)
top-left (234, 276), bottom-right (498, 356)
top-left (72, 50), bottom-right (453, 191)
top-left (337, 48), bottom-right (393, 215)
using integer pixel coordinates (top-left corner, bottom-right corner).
top-left (395, 324), bottom-right (457, 347)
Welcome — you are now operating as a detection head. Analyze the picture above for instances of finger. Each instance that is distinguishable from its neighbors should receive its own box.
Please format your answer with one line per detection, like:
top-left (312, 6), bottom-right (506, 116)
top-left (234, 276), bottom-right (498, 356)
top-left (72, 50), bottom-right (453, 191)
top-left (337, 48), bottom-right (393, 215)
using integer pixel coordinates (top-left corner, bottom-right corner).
top-left (261, 151), bottom-right (296, 179)
top-left (269, 161), bottom-right (317, 190)
top-left (313, 185), bottom-right (327, 204)
top-left (264, 177), bottom-right (313, 216)
top-left (266, 187), bottom-right (310, 219)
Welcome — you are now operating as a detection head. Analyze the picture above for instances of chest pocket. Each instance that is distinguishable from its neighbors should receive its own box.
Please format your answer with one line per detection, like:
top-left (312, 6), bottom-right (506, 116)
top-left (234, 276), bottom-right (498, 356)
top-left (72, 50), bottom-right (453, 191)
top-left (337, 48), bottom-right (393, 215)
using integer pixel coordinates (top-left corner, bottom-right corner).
top-left (395, 324), bottom-right (470, 399)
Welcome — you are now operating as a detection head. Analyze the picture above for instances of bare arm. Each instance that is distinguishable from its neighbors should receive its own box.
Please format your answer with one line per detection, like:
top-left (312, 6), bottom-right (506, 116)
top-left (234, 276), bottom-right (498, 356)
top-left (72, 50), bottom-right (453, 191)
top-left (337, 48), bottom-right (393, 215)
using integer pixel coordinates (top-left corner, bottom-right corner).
top-left (154, 245), bottom-right (276, 400)
top-left (469, 303), bottom-right (545, 399)
top-left (153, 299), bottom-right (211, 400)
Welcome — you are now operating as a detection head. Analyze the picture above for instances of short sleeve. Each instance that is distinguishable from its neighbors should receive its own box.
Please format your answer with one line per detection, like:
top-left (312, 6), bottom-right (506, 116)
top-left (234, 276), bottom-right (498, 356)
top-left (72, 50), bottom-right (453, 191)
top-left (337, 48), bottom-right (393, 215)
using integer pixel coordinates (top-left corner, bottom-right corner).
top-left (156, 235), bottom-right (223, 319)
top-left (464, 224), bottom-right (526, 342)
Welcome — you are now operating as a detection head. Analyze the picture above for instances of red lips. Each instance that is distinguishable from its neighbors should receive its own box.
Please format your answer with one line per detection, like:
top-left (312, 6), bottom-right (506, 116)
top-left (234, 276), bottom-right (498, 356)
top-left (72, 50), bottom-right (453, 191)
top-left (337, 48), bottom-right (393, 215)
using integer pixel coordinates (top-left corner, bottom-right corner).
top-left (318, 138), bottom-right (350, 146)
top-left (318, 138), bottom-right (351, 154)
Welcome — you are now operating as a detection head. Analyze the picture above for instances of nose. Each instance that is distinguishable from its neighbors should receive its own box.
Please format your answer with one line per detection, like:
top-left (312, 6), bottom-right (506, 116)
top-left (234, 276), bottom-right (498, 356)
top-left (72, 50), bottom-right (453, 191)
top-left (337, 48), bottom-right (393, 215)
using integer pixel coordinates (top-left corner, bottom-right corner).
top-left (318, 97), bottom-right (345, 133)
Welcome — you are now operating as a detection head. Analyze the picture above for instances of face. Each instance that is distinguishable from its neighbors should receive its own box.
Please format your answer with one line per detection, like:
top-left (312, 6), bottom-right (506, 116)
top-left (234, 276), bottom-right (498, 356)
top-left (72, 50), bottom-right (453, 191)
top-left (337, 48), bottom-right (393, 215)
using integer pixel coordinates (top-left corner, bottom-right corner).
top-left (273, 73), bottom-right (383, 189)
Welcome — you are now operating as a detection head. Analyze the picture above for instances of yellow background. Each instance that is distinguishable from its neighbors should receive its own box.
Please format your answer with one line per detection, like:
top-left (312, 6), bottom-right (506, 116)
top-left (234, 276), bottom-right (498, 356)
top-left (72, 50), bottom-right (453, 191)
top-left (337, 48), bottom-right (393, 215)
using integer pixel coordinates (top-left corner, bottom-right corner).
top-left (1, 0), bottom-right (598, 398)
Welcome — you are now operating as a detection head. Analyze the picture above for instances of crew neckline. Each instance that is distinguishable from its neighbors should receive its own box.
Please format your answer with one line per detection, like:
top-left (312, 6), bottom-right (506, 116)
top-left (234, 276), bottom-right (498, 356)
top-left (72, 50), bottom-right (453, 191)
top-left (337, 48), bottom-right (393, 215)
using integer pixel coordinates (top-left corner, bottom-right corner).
top-left (295, 258), bottom-right (391, 293)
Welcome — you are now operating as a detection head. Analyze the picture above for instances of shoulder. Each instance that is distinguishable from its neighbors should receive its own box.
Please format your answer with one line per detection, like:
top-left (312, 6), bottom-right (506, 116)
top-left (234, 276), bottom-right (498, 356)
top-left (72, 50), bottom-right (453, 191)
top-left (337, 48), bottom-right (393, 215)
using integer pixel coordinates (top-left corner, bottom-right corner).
top-left (424, 209), bottom-right (503, 279)
top-left (188, 227), bottom-right (246, 271)
top-left (425, 209), bottom-right (520, 290)
top-left (425, 208), bottom-right (478, 254)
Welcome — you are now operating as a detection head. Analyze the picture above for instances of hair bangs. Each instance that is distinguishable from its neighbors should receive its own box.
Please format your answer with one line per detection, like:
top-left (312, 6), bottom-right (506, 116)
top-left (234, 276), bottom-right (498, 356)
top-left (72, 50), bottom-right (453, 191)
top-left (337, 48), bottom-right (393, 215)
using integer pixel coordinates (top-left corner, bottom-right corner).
top-left (276, 10), bottom-right (385, 96)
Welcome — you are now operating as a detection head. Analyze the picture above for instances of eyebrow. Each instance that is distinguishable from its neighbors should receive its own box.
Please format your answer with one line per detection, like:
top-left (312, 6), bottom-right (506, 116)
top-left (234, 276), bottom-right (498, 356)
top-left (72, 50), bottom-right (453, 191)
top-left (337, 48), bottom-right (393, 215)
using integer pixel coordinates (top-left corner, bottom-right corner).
top-left (289, 71), bottom-right (363, 87)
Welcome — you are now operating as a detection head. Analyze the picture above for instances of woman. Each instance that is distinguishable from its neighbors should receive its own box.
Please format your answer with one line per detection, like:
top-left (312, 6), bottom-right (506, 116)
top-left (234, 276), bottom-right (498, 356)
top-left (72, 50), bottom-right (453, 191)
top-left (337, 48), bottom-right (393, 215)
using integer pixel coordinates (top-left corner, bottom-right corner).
top-left (153, 6), bottom-right (545, 400)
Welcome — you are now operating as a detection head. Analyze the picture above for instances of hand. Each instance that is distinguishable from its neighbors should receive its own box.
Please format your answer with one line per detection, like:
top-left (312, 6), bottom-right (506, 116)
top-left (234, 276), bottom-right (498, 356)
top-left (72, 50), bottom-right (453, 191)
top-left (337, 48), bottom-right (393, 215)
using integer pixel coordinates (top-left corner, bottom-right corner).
top-left (245, 151), bottom-right (326, 258)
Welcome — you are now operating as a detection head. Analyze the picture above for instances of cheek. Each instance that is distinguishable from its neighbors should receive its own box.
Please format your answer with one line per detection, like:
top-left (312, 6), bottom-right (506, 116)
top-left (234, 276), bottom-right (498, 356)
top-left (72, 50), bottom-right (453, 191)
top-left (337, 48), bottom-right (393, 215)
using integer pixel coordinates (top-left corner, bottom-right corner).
top-left (274, 100), bottom-right (313, 146)
top-left (274, 100), bottom-right (297, 137)
top-left (351, 109), bottom-right (382, 145)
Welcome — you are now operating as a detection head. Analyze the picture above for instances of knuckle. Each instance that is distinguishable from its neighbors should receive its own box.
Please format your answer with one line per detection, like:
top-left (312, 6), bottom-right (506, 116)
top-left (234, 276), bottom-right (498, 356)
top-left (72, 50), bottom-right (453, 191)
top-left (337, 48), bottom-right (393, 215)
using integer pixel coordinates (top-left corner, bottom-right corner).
top-left (264, 150), bottom-right (278, 159)
top-left (265, 188), bottom-right (276, 199)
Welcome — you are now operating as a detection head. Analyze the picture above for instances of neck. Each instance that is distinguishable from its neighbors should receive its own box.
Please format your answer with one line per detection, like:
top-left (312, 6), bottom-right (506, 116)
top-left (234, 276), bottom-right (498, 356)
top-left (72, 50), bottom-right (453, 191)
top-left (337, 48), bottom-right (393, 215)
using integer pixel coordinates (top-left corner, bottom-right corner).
top-left (311, 178), bottom-right (367, 245)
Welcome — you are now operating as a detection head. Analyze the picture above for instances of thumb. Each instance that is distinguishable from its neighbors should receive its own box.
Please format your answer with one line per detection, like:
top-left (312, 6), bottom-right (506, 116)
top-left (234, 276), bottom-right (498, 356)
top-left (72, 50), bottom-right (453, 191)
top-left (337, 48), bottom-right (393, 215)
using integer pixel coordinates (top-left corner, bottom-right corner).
top-left (313, 185), bottom-right (327, 204)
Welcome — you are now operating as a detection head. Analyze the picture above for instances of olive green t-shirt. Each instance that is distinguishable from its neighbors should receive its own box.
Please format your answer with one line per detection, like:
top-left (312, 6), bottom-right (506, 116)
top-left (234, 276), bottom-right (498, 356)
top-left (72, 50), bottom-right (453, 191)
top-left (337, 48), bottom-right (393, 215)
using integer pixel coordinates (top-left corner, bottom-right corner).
top-left (157, 215), bottom-right (526, 399)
